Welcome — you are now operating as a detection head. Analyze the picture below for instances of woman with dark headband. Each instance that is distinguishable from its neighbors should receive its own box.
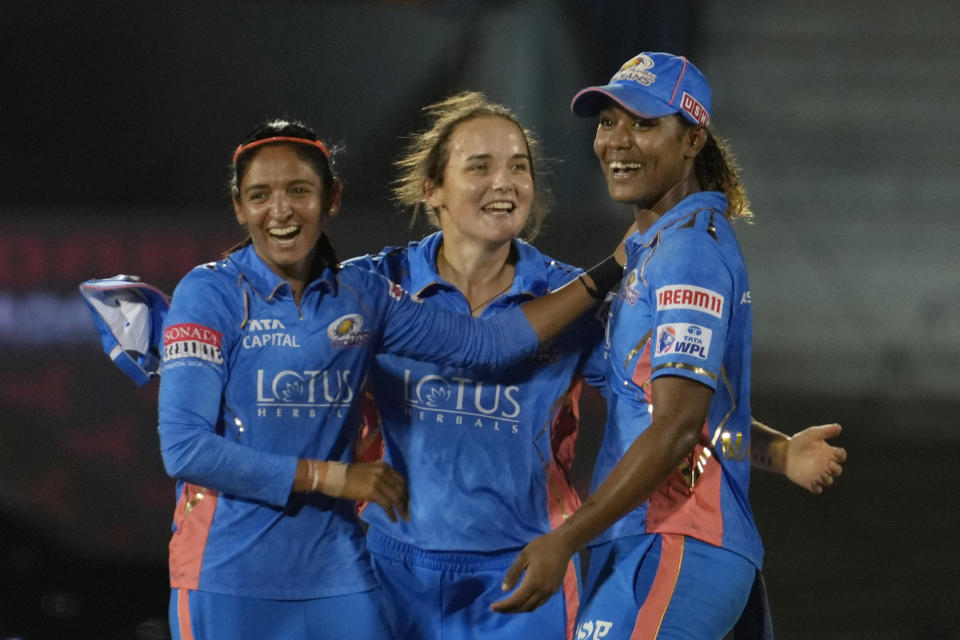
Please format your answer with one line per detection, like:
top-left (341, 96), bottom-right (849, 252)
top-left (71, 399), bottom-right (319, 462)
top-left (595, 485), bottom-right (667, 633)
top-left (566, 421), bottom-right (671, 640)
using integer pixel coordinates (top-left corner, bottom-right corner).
top-left (159, 119), bottom-right (624, 639)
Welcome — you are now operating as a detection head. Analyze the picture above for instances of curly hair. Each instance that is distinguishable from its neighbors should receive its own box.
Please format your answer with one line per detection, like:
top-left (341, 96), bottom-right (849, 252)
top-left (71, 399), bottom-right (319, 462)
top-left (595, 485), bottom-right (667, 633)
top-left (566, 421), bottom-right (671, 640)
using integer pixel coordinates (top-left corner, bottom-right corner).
top-left (393, 91), bottom-right (553, 240)
top-left (677, 115), bottom-right (753, 221)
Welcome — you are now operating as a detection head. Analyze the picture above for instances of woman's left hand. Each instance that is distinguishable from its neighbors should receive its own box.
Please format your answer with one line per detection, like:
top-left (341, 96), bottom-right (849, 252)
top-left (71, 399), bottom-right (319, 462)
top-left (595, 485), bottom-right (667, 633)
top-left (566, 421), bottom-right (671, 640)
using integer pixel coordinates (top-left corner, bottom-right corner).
top-left (783, 423), bottom-right (847, 494)
top-left (490, 531), bottom-right (575, 614)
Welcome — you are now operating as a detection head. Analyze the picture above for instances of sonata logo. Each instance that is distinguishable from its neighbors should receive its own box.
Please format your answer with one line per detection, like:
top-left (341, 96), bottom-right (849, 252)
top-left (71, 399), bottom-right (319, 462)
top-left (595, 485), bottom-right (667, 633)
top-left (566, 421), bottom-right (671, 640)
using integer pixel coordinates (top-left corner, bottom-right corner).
top-left (163, 322), bottom-right (223, 365)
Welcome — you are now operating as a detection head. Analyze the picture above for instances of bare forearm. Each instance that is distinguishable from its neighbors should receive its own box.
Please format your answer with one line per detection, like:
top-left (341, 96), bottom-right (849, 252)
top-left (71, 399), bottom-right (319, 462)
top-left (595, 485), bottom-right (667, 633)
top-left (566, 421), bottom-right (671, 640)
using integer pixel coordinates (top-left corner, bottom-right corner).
top-left (750, 417), bottom-right (789, 473)
top-left (520, 275), bottom-right (597, 343)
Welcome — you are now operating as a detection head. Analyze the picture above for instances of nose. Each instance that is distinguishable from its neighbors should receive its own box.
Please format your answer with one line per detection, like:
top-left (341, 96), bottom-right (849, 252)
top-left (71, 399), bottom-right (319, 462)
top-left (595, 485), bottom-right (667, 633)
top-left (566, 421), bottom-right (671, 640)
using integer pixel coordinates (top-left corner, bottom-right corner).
top-left (491, 166), bottom-right (514, 192)
top-left (270, 192), bottom-right (293, 219)
top-left (598, 120), bottom-right (632, 150)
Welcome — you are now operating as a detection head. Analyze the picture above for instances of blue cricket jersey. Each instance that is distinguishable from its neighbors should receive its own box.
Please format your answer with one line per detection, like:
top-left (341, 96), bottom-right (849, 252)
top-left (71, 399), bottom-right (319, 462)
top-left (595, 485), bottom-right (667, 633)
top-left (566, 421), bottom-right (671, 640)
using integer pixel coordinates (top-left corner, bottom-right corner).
top-left (348, 232), bottom-right (604, 551)
top-left (585, 192), bottom-right (763, 568)
top-left (157, 237), bottom-right (540, 599)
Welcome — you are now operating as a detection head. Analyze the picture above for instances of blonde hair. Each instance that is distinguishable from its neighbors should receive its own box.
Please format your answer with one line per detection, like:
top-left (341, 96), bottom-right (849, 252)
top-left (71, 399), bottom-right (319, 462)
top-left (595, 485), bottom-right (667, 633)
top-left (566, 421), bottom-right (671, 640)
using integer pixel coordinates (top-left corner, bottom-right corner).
top-left (393, 91), bottom-right (553, 240)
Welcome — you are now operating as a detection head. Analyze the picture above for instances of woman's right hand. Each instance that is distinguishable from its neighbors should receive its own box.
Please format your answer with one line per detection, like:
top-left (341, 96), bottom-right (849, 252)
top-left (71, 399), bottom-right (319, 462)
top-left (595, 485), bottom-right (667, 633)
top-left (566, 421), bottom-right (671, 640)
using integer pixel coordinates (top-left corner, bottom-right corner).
top-left (341, 461), bottom-right (410, 522)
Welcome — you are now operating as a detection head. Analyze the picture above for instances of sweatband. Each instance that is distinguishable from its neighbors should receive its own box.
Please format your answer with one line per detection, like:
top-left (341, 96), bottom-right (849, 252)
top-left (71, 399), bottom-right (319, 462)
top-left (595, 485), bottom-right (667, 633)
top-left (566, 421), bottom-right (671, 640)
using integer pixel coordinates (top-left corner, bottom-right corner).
top-left (581, 255), bottom-right (625, 300)
top-left (322, 461), bottom-right (349, 497)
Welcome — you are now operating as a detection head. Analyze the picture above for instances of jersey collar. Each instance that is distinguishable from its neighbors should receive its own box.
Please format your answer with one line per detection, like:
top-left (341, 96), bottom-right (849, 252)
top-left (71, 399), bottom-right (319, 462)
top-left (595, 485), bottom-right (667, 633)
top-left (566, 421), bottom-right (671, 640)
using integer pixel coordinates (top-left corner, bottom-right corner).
top-left (227, 234), bottom-right (340, 300)
top-left (627, 191), bottom-right (729, 252)
top-left (405, 231), bottom-right (554, 301)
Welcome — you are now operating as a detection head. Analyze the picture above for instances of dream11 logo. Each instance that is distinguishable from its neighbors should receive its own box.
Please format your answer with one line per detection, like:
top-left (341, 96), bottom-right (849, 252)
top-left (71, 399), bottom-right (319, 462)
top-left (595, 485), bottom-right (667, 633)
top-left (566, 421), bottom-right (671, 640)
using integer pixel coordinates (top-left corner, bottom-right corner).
top-left (401, 370), bottom-right (522, 434)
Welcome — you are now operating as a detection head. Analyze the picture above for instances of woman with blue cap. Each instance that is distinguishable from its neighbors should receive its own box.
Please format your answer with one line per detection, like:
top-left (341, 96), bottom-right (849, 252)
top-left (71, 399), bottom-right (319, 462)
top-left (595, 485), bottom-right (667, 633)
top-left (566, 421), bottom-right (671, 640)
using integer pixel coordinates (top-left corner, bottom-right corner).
top-left (491, 52), bottom-right (846, 638)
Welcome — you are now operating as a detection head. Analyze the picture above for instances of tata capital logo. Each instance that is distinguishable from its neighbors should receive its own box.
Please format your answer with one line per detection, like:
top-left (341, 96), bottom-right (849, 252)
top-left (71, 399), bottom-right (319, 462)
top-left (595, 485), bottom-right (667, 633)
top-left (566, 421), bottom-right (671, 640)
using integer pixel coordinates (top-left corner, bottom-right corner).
top-left (612, 53), bottom-right (656, 86)
top-left (327, 314), bottom-right (370, 348)
top-left (402, 370), bottom-right (521, 434)
top-left (243, 317), bottom-right (301, 349)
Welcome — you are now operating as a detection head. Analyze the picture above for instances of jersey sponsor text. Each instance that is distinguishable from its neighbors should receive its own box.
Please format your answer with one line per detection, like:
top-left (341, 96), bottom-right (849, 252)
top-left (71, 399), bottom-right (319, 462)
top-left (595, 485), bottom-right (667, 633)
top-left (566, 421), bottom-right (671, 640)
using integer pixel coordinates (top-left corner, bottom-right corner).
top-left (654, 322), bottom-right (712, 360)
top-left (655, 284), bottom-right (724, 318)
top-left (163, 322), bottom-right (223, 364)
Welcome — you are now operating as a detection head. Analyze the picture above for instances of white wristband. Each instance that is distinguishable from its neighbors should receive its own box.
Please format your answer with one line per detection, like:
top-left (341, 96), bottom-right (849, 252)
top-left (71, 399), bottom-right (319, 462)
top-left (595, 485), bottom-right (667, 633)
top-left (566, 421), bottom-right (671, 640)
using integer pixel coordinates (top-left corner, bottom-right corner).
top-left (322, 461), bottom-right (348, 497)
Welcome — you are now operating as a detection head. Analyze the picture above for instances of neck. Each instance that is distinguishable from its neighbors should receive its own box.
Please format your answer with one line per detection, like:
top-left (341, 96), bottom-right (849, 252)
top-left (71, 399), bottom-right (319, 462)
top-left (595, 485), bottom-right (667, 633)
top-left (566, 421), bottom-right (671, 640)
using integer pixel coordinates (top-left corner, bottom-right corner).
top-left (436, 232), bottom-right (516, 315)
top-left (633, 173), bottom-right (702, 234)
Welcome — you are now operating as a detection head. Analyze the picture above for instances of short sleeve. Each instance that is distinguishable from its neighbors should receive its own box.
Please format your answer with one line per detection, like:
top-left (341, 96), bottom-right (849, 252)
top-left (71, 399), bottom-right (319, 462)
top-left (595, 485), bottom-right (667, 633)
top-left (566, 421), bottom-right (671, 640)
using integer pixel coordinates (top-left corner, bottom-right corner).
top-left (645, 232), bottom-right (734, 390)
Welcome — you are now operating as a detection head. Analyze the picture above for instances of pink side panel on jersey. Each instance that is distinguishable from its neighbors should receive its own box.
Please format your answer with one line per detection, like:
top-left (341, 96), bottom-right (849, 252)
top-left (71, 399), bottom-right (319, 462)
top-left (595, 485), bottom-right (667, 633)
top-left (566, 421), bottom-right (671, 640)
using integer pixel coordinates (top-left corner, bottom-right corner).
top-left (546, 378), bottom-right (583, 531)
top-left (562, 558), bottom-right (580, 640)
top-left (630, 343), bottom-right (654, 405)
top-left (547, 379), bottom-right (584, 639)
top-left (169, 483), bottom-right (218, 590)
top-left (176, 588), bottom-right (195, 640)
top-left (629, 533), bottom-right (685, 639)
top-left (645, 430), bottom-right (724, 548)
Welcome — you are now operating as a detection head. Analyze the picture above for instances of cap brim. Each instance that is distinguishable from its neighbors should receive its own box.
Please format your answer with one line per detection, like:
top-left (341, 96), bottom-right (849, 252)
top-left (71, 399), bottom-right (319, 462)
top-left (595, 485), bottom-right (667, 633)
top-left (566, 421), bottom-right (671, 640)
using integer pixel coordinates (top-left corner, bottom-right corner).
top-left (571, 83), bottom-right (677, 119)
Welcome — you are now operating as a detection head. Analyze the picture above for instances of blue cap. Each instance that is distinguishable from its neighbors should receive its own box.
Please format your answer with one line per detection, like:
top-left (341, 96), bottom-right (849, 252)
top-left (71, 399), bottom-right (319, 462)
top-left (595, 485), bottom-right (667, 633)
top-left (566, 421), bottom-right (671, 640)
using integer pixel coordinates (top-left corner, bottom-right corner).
top-left (571, 52), bottom-right (711, 126)
top-left (79, 275), bottom-right (170, 386)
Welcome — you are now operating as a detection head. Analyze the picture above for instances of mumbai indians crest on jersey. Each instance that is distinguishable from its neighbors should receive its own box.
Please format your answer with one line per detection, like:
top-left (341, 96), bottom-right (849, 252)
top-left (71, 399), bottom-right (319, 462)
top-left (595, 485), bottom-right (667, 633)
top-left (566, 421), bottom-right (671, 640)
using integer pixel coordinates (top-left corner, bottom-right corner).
top-left (327, 313), bottom-right (371, 348)
top-left (612, 53), bottom-right (657, 86)
top-left (621, 268), bottom-right (641, 305)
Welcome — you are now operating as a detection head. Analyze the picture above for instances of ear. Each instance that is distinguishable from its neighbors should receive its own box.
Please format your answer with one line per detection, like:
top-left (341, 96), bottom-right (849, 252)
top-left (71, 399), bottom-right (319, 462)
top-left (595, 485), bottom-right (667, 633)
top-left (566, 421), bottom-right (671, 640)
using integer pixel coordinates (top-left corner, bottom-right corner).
top-left (326, 179), bottom-right (343, 217)
top-left (685, 126), bottom-right (708, 159)
top-left (232, 192), bottom-right (246, 226)
top-left (424, 179), bottom-right (444, 210)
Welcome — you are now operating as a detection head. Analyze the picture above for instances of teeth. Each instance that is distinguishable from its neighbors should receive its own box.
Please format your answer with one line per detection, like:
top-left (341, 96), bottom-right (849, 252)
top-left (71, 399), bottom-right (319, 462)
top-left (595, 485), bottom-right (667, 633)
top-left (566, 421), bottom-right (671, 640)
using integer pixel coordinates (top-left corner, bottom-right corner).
top-left (268, 225), bottom-right (300, 237)
top-left (482, 201), bottom-right (514, 212)
top-left (609, 161), bottom-right (643, 171)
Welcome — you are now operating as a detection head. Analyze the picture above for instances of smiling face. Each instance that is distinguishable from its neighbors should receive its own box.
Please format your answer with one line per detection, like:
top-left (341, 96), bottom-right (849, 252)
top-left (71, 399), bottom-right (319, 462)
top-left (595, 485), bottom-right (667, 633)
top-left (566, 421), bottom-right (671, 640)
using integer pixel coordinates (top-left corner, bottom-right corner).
top-left (232, 144), bottom-right (340, 283)
top-left (593, 105), bottom-right (704, 215)
top-left (425, 116), bottom-right (534, 248)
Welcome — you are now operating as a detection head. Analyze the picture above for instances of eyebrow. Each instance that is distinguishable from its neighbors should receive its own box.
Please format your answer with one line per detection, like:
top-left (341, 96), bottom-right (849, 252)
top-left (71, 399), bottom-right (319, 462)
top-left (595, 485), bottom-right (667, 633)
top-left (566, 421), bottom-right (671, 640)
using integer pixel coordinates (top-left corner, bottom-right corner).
top-left (464, 152), bottom-right (531, 162)
top-left (243, 178), bottom-right (316, 194)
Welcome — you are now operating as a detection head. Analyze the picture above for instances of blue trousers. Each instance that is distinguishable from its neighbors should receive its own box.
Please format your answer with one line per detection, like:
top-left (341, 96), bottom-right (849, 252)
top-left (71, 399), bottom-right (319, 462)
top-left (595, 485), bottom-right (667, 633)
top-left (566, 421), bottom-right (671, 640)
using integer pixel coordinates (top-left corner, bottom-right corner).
top-left (576, 533), bottom-right (755, 640)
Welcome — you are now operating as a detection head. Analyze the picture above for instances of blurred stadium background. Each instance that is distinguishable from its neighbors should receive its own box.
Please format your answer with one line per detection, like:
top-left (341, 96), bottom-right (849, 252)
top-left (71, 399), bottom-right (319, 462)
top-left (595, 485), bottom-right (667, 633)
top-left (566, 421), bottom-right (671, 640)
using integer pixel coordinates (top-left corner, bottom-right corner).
top-left (1, 1), bottom-right (957, 638)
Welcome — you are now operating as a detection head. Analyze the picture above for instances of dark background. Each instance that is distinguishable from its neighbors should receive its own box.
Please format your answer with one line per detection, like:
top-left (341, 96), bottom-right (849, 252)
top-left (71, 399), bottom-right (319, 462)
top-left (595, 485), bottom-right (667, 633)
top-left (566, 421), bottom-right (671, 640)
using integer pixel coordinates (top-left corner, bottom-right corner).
top-left (1, 1), bottom-right (958, 638)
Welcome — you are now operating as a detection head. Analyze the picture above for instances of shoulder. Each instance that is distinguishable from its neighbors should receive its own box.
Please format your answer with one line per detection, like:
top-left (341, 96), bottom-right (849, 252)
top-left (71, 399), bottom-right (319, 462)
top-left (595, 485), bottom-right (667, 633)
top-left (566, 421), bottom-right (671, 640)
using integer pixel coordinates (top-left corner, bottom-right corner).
top-left (343, 245), bottom-right (410, 281)
top-left (514, 240), bottom-right (582, 289)
top-left (168, 259), bottom-right (243, 320)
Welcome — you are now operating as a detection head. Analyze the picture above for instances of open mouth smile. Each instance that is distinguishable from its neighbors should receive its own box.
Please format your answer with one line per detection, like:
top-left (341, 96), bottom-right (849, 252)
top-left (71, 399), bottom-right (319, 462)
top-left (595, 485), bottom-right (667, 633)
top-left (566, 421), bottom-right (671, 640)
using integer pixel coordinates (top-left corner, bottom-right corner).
top-left (481, 201), bottom-right (515, 215)
top-left (268, 225), bottom-right (301, 241)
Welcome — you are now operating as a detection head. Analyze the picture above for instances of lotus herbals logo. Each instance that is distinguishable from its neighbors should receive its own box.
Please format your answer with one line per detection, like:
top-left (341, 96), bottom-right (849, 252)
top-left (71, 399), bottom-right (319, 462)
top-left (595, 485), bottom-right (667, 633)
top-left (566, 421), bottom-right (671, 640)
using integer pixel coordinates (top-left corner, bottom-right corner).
top-left (400, 369), bottom-right (521, 434)
top-left (255, 368), bottom-right (355, 418)
top-left (327, 314), bottom-right (370, 348)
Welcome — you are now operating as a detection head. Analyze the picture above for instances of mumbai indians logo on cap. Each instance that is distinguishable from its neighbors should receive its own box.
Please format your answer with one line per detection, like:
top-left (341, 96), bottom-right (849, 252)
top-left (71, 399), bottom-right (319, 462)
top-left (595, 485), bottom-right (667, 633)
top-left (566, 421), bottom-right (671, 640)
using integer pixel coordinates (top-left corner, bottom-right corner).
top-left (611, 54), bottom-right (657, 86)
